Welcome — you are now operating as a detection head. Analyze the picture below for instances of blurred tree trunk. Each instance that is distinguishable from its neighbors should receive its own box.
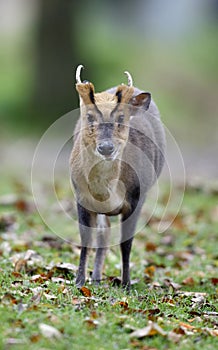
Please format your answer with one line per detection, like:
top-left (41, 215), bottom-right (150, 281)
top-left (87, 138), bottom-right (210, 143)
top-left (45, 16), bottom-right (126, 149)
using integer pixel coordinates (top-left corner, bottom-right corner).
top-left (211, 0), bottom-right (218, 21)
top-left (34, 0), bottom-right (78, 122)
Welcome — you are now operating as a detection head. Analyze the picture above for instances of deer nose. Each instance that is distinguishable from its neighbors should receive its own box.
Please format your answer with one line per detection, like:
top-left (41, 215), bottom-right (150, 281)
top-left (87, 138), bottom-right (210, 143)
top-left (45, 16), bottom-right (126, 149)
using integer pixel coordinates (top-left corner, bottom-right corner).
top-left (97, 141), bottom-right (115, 156)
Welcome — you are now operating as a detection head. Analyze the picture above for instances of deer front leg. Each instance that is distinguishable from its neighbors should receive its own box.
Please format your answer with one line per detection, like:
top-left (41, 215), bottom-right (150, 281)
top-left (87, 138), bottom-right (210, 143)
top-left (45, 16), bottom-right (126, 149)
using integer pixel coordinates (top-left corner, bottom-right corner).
top-left (92, 215), bottom-right (110, 284)
top-left (75, 203), bottom-right (96, 287)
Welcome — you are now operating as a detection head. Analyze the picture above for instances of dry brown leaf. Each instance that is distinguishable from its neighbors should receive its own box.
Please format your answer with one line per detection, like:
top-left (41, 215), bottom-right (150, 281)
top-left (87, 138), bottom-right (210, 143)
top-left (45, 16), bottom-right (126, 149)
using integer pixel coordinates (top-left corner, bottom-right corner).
top-left (30, 334), bottom-right (41, 343)
top-left (0, 214), bottom-right (16, 231)
top-left (182, 277), bottom-right (195, 286)
top-left (117, 301), bottom-right (128, 310)
top-left (173, 327), bottom-right (186, 335)
top-left (162, 296), bottom-right (175, 306)
top-left (164, 279), bottom-right (181, 290)
top-left (172, 322), bottom-right (199, 336)
top-left (1, 293), bottom-right (18, 305)
top-left (14, 259), bottom-right (27, 273)
top-left (84, 318), bottom-right (99, 329)
top-left (211, 277), bottom-right (218, 286)
top-left (80, 286), bottom-right (92, 297)
top-left (15, 199), bottom-right (29, 212)
top-left (145, 242), bottom-right (157, 252)
top-left (145, 265), bottom-right (156, 278)
top-left (130, 321), bottom-right (166, 338)
top-left (11, 271), bottom-right (23, 278)
top-left (179, 322), bottom-right (196, 330)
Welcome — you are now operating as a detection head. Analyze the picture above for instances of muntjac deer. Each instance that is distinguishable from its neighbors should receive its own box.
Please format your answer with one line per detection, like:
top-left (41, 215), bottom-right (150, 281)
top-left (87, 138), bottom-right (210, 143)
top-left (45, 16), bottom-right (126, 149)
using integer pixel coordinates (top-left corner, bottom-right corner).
top-left (70, 65), bottom-right (165, 289)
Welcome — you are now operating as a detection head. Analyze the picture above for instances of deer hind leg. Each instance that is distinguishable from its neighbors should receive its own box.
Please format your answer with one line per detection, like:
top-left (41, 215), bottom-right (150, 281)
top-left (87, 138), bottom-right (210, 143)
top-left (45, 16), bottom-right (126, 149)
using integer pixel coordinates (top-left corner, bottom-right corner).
top-left (92, 214), bottom-right (110, 284)
top-left (120, 201), bottom-right (144, 290)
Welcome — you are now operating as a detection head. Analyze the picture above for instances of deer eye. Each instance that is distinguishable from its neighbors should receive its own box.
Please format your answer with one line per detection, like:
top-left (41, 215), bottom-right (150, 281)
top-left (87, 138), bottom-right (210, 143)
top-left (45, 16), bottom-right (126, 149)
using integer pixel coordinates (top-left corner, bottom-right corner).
top-left (117, 115), bottom-right (125, 124)
top-left (87, 113), bottom-right (95, 124)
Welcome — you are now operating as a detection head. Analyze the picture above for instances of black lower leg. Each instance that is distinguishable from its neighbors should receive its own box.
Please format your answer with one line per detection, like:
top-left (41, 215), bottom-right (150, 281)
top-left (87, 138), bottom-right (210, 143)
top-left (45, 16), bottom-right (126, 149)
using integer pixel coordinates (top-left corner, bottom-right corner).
top-left (120, 237), bottom-right (133, 289)
top-left (75, 246), bottom-right (89, 287)
top-left (75, 203), bottom-right (94, 287)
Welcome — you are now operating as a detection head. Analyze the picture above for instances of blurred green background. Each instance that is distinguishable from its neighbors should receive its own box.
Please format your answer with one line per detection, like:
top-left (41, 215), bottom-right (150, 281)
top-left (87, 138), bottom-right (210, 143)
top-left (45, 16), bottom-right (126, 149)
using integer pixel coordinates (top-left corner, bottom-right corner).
top-left (0, 0), bottom-right (218, 180)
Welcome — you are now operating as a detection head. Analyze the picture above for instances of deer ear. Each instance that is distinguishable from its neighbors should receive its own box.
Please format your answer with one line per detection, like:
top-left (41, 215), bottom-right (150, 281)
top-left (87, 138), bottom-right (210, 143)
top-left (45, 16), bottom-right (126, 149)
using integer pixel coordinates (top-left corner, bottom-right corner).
top-left (76, 82), bottom-right (95, 106)
top-left (130, 92), bottom-right (151, 111)
top-left (115, 85), bottom-right (134, 104)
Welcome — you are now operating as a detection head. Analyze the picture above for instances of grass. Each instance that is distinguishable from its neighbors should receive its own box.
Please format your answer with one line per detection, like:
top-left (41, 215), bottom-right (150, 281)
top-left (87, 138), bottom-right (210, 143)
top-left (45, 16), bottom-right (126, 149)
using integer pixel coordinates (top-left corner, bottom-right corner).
top-left (0, 177), bottom-right (218, 350)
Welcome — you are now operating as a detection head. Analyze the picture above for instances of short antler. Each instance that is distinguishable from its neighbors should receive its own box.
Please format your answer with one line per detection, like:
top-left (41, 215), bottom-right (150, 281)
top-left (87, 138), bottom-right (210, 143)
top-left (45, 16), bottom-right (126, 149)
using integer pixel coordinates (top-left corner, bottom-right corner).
top-left (76, 64), bottom-right (84, 83)
top-left (124, 71), bottom-right (133, 87)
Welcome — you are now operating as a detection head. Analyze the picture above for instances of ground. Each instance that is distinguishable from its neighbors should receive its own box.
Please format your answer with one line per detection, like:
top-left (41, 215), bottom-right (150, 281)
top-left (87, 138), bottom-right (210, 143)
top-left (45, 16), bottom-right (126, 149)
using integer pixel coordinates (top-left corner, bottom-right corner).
top-left (0, 177), bottom-right (218, 350)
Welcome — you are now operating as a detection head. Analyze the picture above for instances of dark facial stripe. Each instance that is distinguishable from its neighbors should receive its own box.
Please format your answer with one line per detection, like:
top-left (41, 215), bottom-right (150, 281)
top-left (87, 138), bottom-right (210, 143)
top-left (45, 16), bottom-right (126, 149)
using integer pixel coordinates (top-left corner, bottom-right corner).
top-left (98, 122), bottom-right (114, 140)
top-left (116, 90), bottom-right (122, 103)
top-left (89, 88), bottom-right (95, 104)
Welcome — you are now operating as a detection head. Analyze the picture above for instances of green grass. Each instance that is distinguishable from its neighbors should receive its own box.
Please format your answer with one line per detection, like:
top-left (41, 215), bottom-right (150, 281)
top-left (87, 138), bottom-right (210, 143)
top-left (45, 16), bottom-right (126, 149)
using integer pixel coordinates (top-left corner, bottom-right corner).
top-left (0, 177), bottom-right (218, 350)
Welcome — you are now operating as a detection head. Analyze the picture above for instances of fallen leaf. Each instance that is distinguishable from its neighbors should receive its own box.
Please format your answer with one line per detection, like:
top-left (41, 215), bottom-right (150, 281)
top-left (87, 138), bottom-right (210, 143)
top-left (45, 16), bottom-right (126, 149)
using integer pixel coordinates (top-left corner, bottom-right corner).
top-left (30, 292), bottom-right (42, 305)
top-left (15, 199), bottom-right (29, 212)
top-left (188, 317), bottom-right (199, 323)
top-left (11, 271), bottom-right (23, 278)
top-left (168, 331), bottom-right (182, 343)
top-left (191, 295), bottom-right (205, 309)
top-left (14, 259), bottom-right (27, 273)
top-left (30, 334), bottom-right (41, 343)
top-left (84, 318), bottom-right (99, 329)
top-left (44, 293), bottom-right (57, 300)
top-left (144, 265), bottom-right (156, 278)
top-left (31, 273), bottom-right (52, 283)
top-left (72, 297), bottom-right (84, 305)
top-left (51, 277), bottom-right (71, 285)
top-left (1, 293), bottom-right (18, 305)
top-left (130, 321), bottom-right (166, 338)
top-left (119, 301), bottom-right (129, 310)
top-left (182, 277), bottom-right (195, 286)
top-left (39, 323), bottom-right (62, 339)
top-left (179, 322), bottom-right (196, 330)
top-left (206, 329), bottom-right (218, 337)
top-left (145, 242), bottom-right (157, 252)
top-left (0, 214), bottom-right (16, 231)
top-left (162, 296), bottom-right (175, 306)
top-left (163, 279), bottom-right (181, 290)
top-left (176, 291), bottom-right (207, 297)
top-left (80, 286), bottom-right (92, 297)
top-left (211, 277), bottom-right (218, 286)
top-left (203, 311), bottom-right (218, 317)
